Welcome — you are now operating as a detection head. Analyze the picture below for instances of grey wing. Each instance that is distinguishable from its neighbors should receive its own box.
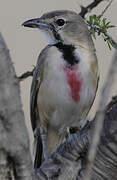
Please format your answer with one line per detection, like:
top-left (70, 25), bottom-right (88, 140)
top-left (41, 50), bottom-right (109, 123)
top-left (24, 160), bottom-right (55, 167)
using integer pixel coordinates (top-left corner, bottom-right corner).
top-left (30, 45), bottom-right (50, 168)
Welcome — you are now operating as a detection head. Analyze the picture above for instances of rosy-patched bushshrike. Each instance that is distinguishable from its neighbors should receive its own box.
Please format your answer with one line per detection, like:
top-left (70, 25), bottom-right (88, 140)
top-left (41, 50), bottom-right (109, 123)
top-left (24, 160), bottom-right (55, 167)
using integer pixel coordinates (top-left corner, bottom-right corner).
top-left (23, 10), bottom-right (99, 168)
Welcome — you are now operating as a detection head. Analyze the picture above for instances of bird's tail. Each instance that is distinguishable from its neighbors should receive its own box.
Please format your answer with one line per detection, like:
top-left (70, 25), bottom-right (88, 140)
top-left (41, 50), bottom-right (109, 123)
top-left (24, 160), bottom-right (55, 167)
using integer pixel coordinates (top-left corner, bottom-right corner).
top-left (33, 131), bottom-right (43, 169)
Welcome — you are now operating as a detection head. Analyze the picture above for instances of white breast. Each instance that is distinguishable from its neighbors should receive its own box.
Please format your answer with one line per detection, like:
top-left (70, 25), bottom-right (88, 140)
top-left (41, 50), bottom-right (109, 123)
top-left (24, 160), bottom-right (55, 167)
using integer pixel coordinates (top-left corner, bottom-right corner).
top-left (38, 46), bottom-right (97, 133)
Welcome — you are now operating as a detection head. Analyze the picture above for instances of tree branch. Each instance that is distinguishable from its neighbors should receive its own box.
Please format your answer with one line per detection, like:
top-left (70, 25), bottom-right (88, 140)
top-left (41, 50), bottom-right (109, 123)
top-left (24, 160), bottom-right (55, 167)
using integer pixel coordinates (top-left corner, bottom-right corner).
top-left (79, 0), bottom-right (104, 18)
top-left (88, 24), bottom-right (117, 49)
top-left (98, 0), bottom-right (114, 18)
top-left (83, 48), bottom-right (117, 180)
top-left (0, 33), bottom-right (34, 180)
top-left (17, 70), bottom-right (34, 82)
top-left (35, 98), bottom-right (117, 180)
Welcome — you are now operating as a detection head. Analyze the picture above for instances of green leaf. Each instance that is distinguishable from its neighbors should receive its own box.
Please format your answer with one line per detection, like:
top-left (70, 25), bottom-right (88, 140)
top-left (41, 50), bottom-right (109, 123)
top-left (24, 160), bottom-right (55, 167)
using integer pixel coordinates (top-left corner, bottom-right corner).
top-left (102, 34), bottom-right (107, 41)
top-left (87, 14), bottom-right (115, 50)
top-left (102, 18), bottom-right (107, 26)
top-left (89, 15), bottom-right (93, 24)
top-left (107, 40), bottom-right (112, 50)
top-left (106, 22), bottom-right (111, 26)
top-left (107, 25), bottom-right (115, 28)
top-left (109, 39), bottom-right (115, 48)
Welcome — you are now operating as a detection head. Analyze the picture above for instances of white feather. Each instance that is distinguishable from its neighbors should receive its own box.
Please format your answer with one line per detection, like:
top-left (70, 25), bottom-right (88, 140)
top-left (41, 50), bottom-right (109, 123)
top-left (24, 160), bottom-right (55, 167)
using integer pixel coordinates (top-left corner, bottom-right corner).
top-left (38, 46), bottom-right (97, 134)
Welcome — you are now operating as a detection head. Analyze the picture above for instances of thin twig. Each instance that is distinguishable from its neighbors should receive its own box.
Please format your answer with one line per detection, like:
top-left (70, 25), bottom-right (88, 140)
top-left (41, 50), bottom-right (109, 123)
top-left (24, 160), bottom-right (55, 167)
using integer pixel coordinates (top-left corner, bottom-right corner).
top-left (83, 48), bottom-right (117, 180)
top-left (98, 0), bottom-right (114, 18)
top-left (88, 24), bottom-right (117, 49)
top-left (17, 69), bottom-right (34, 82)
top-left (79, 0), bottom-right (104, 18)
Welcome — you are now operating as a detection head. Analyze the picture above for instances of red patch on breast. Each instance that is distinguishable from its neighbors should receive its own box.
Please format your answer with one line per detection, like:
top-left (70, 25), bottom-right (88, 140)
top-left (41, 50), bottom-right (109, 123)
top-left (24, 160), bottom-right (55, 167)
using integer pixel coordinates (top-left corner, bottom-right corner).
top-left (63, 64), bottom-right (82, 102)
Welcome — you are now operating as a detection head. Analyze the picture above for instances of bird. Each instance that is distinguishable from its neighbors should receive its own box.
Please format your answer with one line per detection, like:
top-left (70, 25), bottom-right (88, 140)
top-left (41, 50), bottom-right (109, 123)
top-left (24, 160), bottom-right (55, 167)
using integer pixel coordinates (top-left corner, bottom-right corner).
top-left (22, 10), bottom-right (99, 169)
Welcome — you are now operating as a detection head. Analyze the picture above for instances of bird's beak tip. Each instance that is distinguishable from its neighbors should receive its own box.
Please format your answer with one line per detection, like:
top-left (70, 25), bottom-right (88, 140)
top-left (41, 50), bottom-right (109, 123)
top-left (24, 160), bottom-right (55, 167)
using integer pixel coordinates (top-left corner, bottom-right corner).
top-left (22, 19), bottom-right (38, 28)
top-left (22, 22), bottom-right (25, 27)
top-left (22, 18), bottom-right (49, 29)
top-left (22, 21), bottom-right (29, 28)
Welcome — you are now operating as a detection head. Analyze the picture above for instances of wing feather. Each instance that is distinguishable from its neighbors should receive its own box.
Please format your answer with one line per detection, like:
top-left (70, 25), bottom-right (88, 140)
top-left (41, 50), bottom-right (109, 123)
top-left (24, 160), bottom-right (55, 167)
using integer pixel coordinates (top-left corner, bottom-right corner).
top-left (30, 45), bottom-right (50, 168)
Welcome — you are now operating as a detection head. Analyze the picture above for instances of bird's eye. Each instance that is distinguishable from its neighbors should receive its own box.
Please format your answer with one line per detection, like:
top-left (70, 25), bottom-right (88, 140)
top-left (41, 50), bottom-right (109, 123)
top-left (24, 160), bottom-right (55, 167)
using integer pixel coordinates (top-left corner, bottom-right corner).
top-left (56, 19), bottom-right (65, 26)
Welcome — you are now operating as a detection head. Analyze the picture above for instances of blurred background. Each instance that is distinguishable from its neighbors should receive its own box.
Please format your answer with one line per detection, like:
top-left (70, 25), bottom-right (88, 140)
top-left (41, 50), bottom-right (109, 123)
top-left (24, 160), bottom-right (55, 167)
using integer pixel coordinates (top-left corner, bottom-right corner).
top-left (0, 0), bottom-right (117, 150)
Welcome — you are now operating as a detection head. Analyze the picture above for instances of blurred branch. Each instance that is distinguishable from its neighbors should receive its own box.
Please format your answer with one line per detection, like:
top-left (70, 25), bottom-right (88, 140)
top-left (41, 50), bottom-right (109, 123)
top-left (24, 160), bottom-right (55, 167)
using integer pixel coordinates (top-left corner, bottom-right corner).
top-left (83, 48), bottom-right (117, 180)
top-left (79, 0), bottom-right (104, 18)
top-left (0, 32), bottom-right (34, 180)
top-left (98, 0), bottom-right (114, 18)
top-left (35, 97), bottom-right (117, 180)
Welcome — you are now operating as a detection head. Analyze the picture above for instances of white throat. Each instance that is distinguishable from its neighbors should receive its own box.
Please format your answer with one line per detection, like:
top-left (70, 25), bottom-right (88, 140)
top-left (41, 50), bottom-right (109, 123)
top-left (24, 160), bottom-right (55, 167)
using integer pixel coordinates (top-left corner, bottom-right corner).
top-left (40, 30), bottom-right (58, 45)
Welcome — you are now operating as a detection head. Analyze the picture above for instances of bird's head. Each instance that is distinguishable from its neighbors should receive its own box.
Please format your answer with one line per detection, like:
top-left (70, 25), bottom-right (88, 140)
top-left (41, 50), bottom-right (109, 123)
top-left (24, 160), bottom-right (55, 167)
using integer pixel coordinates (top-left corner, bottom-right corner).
top-left (22, 10), bottom-right (94, 50)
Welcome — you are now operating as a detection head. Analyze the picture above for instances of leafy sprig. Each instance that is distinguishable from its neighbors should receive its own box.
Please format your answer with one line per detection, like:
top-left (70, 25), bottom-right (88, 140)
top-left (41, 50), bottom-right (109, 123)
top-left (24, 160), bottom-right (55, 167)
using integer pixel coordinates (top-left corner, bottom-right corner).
top-left (87, 14), bottom-right (115, 49)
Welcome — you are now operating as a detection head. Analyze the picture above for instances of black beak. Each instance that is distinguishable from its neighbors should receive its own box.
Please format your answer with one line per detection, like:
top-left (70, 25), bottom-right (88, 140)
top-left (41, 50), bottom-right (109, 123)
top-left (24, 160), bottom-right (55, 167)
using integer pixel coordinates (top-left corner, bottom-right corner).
top-left (22, 18), bottom-right (49, 29)
top-left (22, 18), bottom-right (40, 28)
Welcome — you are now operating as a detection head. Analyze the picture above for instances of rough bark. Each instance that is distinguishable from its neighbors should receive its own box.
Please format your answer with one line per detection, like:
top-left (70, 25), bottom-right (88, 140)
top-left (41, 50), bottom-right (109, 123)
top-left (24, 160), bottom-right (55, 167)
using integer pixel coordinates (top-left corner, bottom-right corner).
top-left (0, 33), bottom-right (34, 180)
top-left (35, 99), bottom-right (117, 180)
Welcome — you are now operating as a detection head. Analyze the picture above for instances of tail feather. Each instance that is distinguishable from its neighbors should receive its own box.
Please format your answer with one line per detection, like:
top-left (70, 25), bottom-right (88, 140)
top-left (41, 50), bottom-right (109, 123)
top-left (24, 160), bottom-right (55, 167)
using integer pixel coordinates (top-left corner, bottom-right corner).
top-left (33, 133), bottom-right (43, 169)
